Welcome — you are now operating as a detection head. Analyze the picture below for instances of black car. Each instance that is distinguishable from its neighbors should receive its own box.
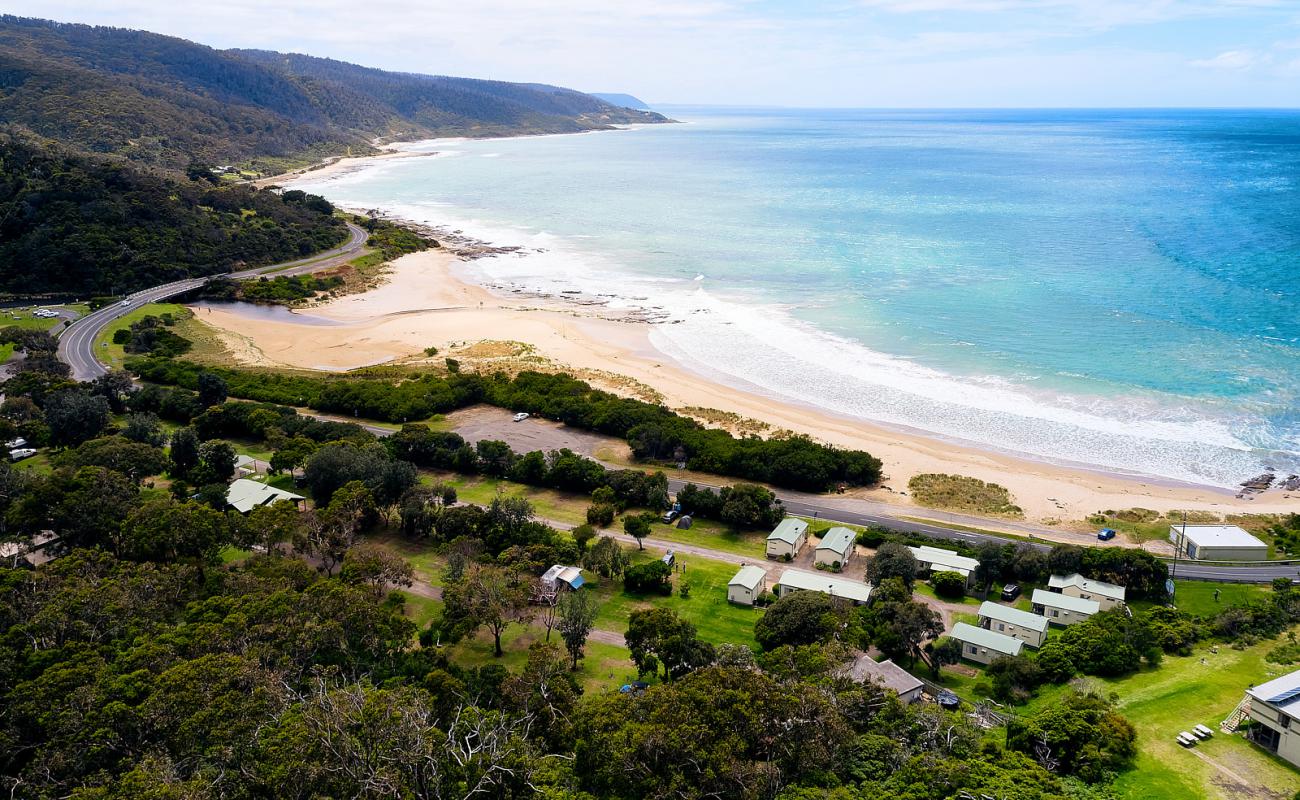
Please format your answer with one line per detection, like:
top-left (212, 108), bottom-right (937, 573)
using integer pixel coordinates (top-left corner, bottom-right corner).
top-left (1000, 584), bottom-right (1021, 601)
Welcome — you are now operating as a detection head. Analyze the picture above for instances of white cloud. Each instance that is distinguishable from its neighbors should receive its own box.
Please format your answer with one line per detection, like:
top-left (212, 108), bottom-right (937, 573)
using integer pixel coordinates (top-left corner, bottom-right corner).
top-left (1190, 49), bottom-right (1260, 69)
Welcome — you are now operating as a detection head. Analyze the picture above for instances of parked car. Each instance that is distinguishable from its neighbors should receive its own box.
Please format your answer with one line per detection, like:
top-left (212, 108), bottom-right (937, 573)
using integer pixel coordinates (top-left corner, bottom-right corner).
top-left (512, 412), bottom-right (529, 422)
top-left (8, 448), bottom-right (36, 461)
top-left (1097, 528), bottom-right (1117, 541)
top-left (1000, 583), bottom-right (1021, 602)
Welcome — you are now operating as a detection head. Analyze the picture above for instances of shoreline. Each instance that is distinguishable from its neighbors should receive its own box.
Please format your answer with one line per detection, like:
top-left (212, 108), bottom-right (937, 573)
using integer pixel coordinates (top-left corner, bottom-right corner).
top-left (188, 244), bottom-right (1300, 525)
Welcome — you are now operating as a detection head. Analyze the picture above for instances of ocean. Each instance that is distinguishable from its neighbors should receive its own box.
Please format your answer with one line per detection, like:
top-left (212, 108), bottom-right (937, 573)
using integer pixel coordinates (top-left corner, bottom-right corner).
top-left (291, 107), bottom-right (1300, 488)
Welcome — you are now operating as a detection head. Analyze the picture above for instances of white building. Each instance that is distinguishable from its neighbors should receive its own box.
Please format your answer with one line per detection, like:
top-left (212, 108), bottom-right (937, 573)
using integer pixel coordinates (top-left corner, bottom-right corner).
top-left (949, 621), bottom-right (1023, 665)
top-left (1169, 524), bottom-right (1268, 561)
top-left (1243, 669), bottom-right (1300, 768)
top-left (775, 568), bottom-right (873, 605)
top-left (766, 518), bottom-right (809, 560)
top-left (225, 479), bottom-right (305, 514)
top-left (977, 601), bottom-right (1049, 648)
top-left (727, 564), bottom-right (768, 606)
top-left (1048, 573), bottom-right (1126, 610)
top-left (1031, 588), bottom-right (1099, 626)
top-left (909, 545), bottom-right (980, 583)
top-left (814, 526), bottom-right (857, 570)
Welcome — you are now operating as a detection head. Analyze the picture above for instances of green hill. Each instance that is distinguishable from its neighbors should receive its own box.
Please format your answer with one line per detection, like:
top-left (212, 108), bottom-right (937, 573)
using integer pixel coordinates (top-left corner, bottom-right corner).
top-left (0, 15), bottom-right (670, 171)
top-left (0, 134), bottom-right (347, 295)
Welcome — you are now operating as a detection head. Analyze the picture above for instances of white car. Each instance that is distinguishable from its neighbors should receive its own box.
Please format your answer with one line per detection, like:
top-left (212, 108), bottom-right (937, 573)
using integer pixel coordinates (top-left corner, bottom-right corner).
top-left (512, 412), bottom-right (530, 422)
top-left (120, 300), bottom-right (131, 307)
top-left (9, 448), bottom-right (36, 461)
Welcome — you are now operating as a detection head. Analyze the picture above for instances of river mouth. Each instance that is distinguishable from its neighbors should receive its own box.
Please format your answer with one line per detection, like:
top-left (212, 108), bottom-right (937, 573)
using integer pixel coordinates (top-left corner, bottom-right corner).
top-left (189, 301), bottom-right (342, 327)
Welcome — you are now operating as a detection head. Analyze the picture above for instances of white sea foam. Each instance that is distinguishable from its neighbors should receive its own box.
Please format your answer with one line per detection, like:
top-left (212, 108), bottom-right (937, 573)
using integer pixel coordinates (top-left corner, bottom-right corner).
top-left (293, 173), bottom-right (1292, 488)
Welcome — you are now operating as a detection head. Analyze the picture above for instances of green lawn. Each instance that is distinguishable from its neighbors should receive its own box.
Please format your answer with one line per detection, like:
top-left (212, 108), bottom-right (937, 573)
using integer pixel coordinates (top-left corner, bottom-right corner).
top-left (399, 591), bottom-right (443, 630)
top-left (430, 473), bottom-right (589, 527)
top-left (443, 622), bottom-right (641, 694)
top-left (913, 582), bottom-right (982, 607)
top-left (94, 302), bottom-right (191, 369)
top-left (588, 546), bottom-right (762, 649)
top-left (0, 304), bottom-right (88, 332)
top-left (1171, 580), bottom-right (1272, 617)
top-left (1008, 633), bottom-right (1300, 800)
top-left (626, 513), bottom-right (766, 558)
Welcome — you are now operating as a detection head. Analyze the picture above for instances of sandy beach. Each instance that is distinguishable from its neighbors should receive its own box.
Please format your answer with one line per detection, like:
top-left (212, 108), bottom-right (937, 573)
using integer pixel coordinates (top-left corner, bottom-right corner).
top-left (190, 245), bottom-right (1300, 527)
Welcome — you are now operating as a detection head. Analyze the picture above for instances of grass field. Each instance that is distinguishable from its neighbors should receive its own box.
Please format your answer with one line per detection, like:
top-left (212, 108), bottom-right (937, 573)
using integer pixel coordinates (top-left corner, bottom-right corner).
top-left (0, 304), bottom-right (88, 332)
top-left (93, 302), bottom-right (190, 369)
top-left (443, 622), bottom-right (640, 695)
top-left (1171, 580), bottom-right (1272, 617)
top-left (588, 547), bottom-right (762, 648)
top-left (399, 591), bottom-right (443, 630)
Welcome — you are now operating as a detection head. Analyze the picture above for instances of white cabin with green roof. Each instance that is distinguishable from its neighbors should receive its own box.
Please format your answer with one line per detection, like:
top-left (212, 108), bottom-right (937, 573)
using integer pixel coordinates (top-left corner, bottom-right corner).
top-left (766, 518), bottom-right (809, 560)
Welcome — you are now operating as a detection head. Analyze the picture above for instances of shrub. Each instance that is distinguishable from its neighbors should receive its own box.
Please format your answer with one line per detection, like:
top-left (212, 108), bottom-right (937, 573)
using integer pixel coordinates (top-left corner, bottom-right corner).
top-left (624, 561), bottom-right (672, 595)
top-left (930, 570), bottom-right (966, 599)
top-left (907, 473), bottom-right (1022, 517)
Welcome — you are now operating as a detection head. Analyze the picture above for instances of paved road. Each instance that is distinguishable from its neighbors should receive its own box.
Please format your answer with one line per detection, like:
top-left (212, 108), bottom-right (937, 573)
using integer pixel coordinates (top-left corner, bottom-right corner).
top-left (57, 221), bottom-right (369, 381)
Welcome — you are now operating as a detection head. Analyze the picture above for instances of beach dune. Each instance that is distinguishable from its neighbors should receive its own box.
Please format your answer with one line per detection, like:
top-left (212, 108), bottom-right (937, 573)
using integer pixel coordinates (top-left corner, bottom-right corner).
top-left (191, 247), bottom-right (1300, 526)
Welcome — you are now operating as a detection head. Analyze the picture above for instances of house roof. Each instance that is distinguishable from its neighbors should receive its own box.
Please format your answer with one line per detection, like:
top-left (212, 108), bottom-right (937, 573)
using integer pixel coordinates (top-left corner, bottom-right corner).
top-left (950, 621), bottom-right (1024, 656)
top-left (1031, 588), bottom-right (1099, 616)
top-left (729, 565), bottom-right (767, 590)
top-left (842, 654), bottom-right (924, 695)
top-left (226, 479), bottom-right (304, 514)
top-left (234, 454), bottom-right (257, 469)
top-left (1248, 668), bottom-right (1300, 717)
top-left (1048, 573), bottom-right (1126, 601)
top-left (978, 601), bottom-right (1050, 632)
top-left (816, 526), bottom-right (856, 555)
top-left (767, 518), bottom-right (809, 544)
top-left (776, 569), bottom-right (873, 603)
top-left (1172, 524), bottom-right (1266, 550)
top-left (909, 545), bottom-right (979, 576)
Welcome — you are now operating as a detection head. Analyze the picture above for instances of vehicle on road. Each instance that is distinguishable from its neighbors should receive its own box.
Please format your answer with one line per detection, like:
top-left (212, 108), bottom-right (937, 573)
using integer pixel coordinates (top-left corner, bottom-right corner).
top-left (1098, 528), bottom-right (1117, 541)
top-left (120, 300), bottom-right (131, 307)
top-left (1000, 583), bottom-right (1021, 601)
top-left (512, 412), bottom-right (529, 422)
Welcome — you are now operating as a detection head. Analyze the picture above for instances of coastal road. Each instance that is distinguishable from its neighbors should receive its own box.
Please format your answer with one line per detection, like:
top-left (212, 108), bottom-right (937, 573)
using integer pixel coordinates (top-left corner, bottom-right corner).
top-left (302, 410), bottom-right (1300, 584)
top-left (57, 221), bottom-right (369, 381)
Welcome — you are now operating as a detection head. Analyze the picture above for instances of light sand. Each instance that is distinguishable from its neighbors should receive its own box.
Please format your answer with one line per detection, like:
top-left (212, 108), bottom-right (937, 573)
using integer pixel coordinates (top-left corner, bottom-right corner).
top-left (191, 248), bottom-right (1300, 526)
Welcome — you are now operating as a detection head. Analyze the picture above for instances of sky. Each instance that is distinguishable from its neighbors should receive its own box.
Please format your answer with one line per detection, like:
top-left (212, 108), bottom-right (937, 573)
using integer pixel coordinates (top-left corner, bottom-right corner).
top-left (10, 0), bottom-right (1300, 106)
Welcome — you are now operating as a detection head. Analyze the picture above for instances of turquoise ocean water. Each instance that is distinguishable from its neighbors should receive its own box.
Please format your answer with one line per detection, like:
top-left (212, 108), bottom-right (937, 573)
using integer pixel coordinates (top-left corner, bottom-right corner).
top-left (293, 108), bottom-right (1300, 487)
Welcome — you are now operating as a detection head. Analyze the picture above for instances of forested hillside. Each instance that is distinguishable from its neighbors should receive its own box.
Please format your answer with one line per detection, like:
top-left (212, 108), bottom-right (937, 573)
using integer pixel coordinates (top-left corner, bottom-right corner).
top-left (0, 16), bottom-right (669, 171)
top-left (0, 135), bottom-right (347, 294)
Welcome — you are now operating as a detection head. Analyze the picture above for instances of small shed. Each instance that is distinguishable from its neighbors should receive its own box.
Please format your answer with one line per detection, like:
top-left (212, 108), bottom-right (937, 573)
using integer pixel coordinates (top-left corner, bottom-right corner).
top-left (1031, 588), bottom-right (1099, 625)
top-left (1169, 525), bottom-right (1268, 561)
top-left (1048, 573), bottom-right (1126, 610)
top-left (950, 621), bottom-right (1023, 665)
top-left (727, 564), bottom-right (768, 605)
top-left (841, 653), bottom-right (924, 703)
top-left (534, 564), bottom-right (585, 605)
top-left (766, 518), bottom-right (809, 560)
top-left (226, 479), bottom-right (305, 514)
top-left (977, 601), bottom-right (1049, 648)
top-left (814, 526), bottom-right (857, 570)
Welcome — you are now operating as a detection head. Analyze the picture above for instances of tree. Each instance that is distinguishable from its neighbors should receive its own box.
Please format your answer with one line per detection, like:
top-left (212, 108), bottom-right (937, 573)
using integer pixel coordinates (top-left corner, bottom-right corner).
top-left (44, 390), bottom-right (111, 447)
top-left (340, 542), bottom-right (415, 596)
top-left (928, 637), bottom-right (963, 678)
top-left (90, 370), bottom-right (135, 413)
top-left (572, 522), bottom-right (596, 553)
top-left (441, 563), bottom-right (533, 657)
top-left (1008, 690), bottom-right (1137, 782)
top-left (1047, 544), bottom-right (1083, 577)
top-left (197, 371), bottom-right (229, 408)
top-left (987, 655), bottom-right (1044, 703)
top-left (557, 589), bottom-right (599, 670)
top-left (623, 560), bottom-right (672, 595)
top-left (930, 570), bottom-right (966, 599)
top-left (53, 436), bottom-right (169, 483)
top-left (169, 426), bottom-right (200, 479)
top-left (624, 608), bottom-right (715, 681)
top-left (862, 586), bottom-right (943, 668)
top-left (623, 513), bottom-right (653, 550)
top-left (754, 591), bottom-right (855, 651)
top-left (864, 542), bottom-right (918, 589)
top-left (120, 498), bottom-right (232, 569)
top-left (238, 499), bottom-right (303, 555)
top-left (583, 536), bottom-right (629, 579)
top-left (717, 483), bottom-right (785, 529)
top-left (122, 412), bottom-right (167, 447)
top-left (191, 439), bottom-right (237, 486)
top-left (974, 541), bottom-right (1010, 591)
